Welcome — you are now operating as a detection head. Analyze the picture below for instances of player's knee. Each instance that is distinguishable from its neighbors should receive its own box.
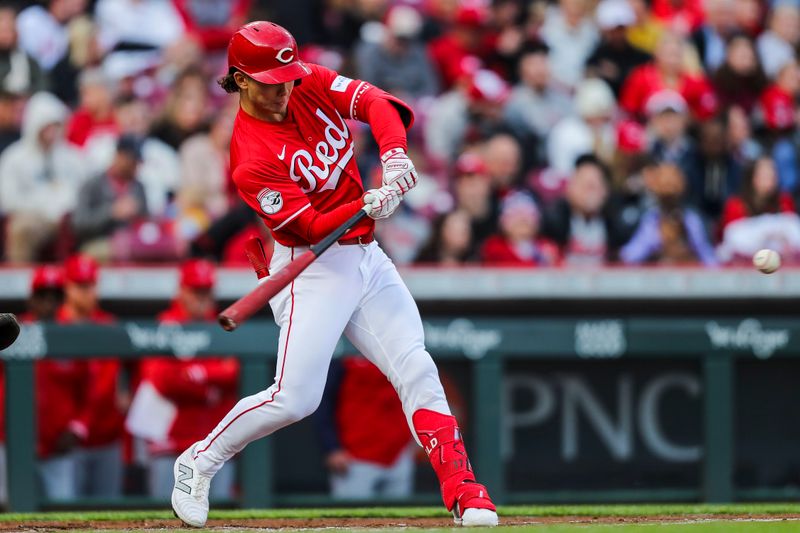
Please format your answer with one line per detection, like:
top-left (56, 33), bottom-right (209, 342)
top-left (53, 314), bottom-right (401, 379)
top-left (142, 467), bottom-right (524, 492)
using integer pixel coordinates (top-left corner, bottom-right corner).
top-left (277, 389), bottom-right (323, 424)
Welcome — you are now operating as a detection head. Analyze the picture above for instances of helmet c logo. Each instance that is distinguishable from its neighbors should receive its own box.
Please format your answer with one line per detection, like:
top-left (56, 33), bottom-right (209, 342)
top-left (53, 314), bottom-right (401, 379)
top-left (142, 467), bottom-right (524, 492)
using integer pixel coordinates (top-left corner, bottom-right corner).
top-left (276, 47), bottom-right (294, 64)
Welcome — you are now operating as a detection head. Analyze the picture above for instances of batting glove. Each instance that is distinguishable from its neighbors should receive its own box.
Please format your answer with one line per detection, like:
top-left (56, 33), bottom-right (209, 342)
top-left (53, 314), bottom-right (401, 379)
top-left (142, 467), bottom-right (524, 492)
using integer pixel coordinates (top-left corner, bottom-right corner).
top-left (381, 148), bottom-right (419, 195)
top-left (363, 185), bottom-right (402, 220)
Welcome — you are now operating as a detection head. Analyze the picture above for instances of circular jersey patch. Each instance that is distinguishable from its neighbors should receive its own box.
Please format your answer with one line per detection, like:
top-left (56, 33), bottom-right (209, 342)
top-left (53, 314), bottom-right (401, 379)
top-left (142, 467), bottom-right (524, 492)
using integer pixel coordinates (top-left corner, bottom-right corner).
top-left (258, 188), bottom-right (283, 215)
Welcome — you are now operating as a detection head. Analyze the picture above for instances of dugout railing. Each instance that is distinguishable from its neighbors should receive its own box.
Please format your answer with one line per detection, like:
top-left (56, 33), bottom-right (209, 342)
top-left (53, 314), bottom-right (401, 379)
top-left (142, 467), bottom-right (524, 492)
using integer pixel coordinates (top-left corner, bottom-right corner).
top-left (2, 316), bottom-right (799, 512)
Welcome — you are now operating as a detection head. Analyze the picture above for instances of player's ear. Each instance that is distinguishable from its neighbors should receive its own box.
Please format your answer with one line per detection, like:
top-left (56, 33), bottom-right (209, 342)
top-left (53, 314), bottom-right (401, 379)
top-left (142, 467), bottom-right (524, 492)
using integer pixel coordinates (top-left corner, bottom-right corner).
top-left (233, 71), bottom-right (249, 91)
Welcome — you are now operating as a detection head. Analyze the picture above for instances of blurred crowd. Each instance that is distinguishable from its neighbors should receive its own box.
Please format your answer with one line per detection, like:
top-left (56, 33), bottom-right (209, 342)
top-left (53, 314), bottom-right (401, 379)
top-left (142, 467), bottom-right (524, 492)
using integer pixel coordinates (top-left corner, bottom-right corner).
top-left (0, 0), bottom-right (800, 268)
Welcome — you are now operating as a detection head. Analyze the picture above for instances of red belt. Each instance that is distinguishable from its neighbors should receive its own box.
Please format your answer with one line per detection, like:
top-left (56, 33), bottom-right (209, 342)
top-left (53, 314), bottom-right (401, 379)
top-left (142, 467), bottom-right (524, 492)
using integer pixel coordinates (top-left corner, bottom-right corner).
top-left (339, 233), bottom-right (374, 246)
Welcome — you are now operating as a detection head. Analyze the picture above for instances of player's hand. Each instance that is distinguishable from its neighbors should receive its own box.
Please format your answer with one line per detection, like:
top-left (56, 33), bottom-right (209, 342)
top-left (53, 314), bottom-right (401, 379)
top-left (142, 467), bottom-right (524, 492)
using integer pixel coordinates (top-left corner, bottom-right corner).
top-left (325, 449), bottom-right (352, 474)
top-left (363, 185), bottom-right (401, 220)
top-left (54, 429), bottom-right (81, 454)
top-left (381, 148), bottom-right (418, 195)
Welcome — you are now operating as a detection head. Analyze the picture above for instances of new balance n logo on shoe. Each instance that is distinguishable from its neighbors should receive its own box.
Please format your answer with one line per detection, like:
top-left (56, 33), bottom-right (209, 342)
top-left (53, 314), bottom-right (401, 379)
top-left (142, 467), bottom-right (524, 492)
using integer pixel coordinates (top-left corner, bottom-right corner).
top-left (176, 463), bottom-right (193, 494)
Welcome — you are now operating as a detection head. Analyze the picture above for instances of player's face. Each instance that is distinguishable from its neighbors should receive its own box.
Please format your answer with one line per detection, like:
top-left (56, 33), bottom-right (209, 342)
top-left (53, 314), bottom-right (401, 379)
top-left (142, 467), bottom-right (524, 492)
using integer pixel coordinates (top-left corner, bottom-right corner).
top-left (240, 74), bottom-right (295, 119)
top-left (65, 281), bottom-right (98, 316)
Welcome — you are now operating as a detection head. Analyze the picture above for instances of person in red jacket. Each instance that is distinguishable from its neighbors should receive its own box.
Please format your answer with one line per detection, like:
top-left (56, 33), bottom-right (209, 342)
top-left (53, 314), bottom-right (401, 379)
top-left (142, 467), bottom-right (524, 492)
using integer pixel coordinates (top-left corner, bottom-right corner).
top-left (59, 254), bottom-right (125, 498)
top-left (481, 191), bottom-right (559, 266)
top-left (131, 259), bottom-right (239, 500)
top-left (314, 355), bottom-right (415, 499)
top-left (2, 265), bottom-right (65, 502)
top-left (620, 31), bottom-right (718, 120)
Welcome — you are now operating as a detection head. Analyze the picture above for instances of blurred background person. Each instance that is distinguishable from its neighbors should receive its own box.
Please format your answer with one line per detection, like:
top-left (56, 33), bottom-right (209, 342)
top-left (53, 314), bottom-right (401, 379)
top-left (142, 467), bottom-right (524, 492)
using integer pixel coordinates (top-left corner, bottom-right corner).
top-left (540, 0), bottom-right (599, 89)
top-left (645, 90), bottom-right (697, 182)
top-left (0, 2), bottom-right (48, 96)
top-left (16, 0), bottom-right (87, 73)
top-left (65, 68), bottom-right (117, 150)
top-left (59, 254), bottom-right (125, 498)
top-left (415, 210), bottom-right (477, 266)
top-left (0, 91), bottom-right (87, 262)
top-left (620, 162), bottom-right (718, 265)
top-left (710, 33), bottom-right (767, 114)
top-left (690, 0), bottom-right (737, 72)
top-left (758, 57), bottom-right (800, 195)
top-left (756, 2), bottom-right (800, 80)
top-left (542, 154), bottom-right (623, 265)
top-left (314, 355), bottom-right (415, 500)
top-left (586, 0), bottom-right (651, 96)
top-left (481, 191), bottom-right (559, 266)
top-left (451, 152), bottom-right (498, 246)
top-left (354, 5), bottom-right (440, 102)
top-left (72, 134), bottom-right (148, 262)
top-left (129, 259), bottom-right (238, 500)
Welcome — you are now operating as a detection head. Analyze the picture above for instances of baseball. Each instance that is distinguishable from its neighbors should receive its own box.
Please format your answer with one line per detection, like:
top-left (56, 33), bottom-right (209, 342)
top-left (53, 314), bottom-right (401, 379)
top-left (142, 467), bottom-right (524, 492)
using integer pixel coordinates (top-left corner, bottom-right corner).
top-left (753, 249), bottom-right (781, 274)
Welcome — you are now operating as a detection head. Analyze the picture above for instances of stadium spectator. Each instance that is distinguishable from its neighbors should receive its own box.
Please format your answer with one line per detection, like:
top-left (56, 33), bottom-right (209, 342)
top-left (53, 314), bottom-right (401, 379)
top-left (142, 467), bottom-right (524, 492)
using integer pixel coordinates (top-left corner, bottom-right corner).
top-left (627, 0), bottom-right (666, 53)
top-left (177, 101), bottom-right (235, 241)
top-left (0, 91), bottom-right (88, 262)
top-left (586, 0), bottom-right (651, 96)
top-left (314, 356), bottom-right (415, 500)
top-left (172, 0), bottom-right (251, 53)
top-left (0, 2), bottom-right (48, 96)
top-left (0, 89), bottom-right (22, 153)
top-left (547, 78), bottom-right (618, 177)
top-left (504, 42), bottom-right (573, 145)
top-left (620, 31), bottom-right (718, 120)
top-left (725, 105), bottom-right (762, 167)
top-left (451, 152), bottom-right (498, 245)
top-left (540, 0), bottom-right (600, 89)
top-left (415, 210), bottom-right (476, 265)
top-left (94, 0), bottom-right (188, 81)
top-left (710, 33), bottom-right (767, 114)
top-left (72, 134), bottom-right (148, 261)
top-left (759, 57), bottom-right (800, 194)
top-left (620, 162), bottom-right (718, 265)
top-left (150, 68), bottom-right (210, 151)
top-left (755, 2), bottom-right (800, 79)
top-left (483, 133), bottom-right (524, 197)
top-left (651, 0), bottom-right (705, 35)
top-left (542, 154), bottom-right (623, 265)
top-left (645, 90), bottom-right (698, 184)
top-left (16, 0), bottom-right (87, 72)
top-left (687, 118), bottom-right (743, 221)
top-left (65, 68), bottom-right (118, 148)
top-left (481, 191), bottom-right (559, 266)
top-left (690, 0), bottom-right (737, 71)
top-left (354, 5), bottom-right (440, 101)
top-left (59, 254), bottom-right (125, 498)
top-left (718, 156), bottom-right (800, 263)
top-left (424, 69), bottom-right (510, 165)
top-left (427, 3), bottom-right (489, 90)
top-left (129, 259), bottom-right (238, 500)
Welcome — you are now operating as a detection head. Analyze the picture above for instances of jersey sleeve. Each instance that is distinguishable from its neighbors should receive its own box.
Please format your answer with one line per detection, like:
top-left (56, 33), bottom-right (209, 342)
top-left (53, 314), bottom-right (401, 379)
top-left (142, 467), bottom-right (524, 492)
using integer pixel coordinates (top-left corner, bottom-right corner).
top-left (309, 64), bottom-right (415, 129)
top-left (233, 160), bottom-right (312, 232)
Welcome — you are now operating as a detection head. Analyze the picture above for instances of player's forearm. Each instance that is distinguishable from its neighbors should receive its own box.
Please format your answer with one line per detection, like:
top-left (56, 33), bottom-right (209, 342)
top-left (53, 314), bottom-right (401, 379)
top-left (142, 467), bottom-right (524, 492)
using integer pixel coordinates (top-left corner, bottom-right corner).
top-left (365, 98), bottom-right (408, 154)
top-left (291, 199), bottom-right (365, 243)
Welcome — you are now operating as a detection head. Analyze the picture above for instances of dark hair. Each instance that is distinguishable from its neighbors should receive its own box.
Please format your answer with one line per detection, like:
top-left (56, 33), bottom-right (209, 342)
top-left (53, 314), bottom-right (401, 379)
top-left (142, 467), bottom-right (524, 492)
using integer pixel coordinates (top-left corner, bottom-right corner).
top-left (414, 211), bottom-right (475, 264)
top-left (741, 156), bottom-right (781, 216)
top-left (574, 153), bottom-right (610, 181)
top-left (218, 70), bottom-right (240, 94)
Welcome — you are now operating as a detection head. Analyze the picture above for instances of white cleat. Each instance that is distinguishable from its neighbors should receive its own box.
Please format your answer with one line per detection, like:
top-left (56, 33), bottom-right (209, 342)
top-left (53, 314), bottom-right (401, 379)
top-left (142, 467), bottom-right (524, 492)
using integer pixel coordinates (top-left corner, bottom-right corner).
top-left (171, 445), bottom-right (212, 528)
top-left (453, 505), bottom-right (500, 527)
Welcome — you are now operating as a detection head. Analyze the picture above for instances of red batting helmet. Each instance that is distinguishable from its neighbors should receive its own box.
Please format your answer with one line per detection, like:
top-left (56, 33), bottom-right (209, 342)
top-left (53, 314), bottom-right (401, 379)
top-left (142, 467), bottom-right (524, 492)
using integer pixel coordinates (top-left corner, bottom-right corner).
top-left (227, 21), bottom-right (312, 85)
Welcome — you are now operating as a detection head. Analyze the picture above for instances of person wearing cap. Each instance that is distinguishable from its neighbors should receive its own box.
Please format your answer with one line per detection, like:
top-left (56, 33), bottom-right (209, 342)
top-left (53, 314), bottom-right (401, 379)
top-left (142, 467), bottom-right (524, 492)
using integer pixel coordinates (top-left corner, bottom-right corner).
top-left (425, 68), bottom-right (510, 164)
top-left (355, 5), bottom-right (440, 101)
top-left (72, 133), bottom-right (148, 261)
top-left (0, 92), bottom-right (89, 262)
top-left (504, 42), bottom-right (573, 147)
top-left (58, 254), bottom-right (125, 498)
top-left (645, 89), bottom-right (699, 184)
top-left (620, 31), bottom-right (718, 120)
top-left (452, 151), bottom-right (498, 244)
top-left (586, 0), bottom-right (651, 96)
top-left (131, 259), bottom-right (239, 499)
top-left (480, 190), bottom-right (559, 266)
top-left (0, 265), bottom-right (65, 502)
top-left (427, 3), bottom-right (492, 89)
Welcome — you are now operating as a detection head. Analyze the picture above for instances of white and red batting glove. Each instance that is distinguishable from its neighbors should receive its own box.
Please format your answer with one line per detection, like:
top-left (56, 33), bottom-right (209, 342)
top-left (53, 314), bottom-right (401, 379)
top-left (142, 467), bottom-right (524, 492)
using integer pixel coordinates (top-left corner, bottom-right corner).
top-left (363, 185), bottom-right (402, 220)
top-left (381, 148), bottom-right (419, 195)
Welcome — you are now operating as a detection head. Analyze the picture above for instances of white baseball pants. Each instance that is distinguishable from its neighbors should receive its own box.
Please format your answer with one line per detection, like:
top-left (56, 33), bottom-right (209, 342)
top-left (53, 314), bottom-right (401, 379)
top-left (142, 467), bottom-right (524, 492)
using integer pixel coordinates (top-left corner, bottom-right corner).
top-left (194, 241), bottom-right (450, 476)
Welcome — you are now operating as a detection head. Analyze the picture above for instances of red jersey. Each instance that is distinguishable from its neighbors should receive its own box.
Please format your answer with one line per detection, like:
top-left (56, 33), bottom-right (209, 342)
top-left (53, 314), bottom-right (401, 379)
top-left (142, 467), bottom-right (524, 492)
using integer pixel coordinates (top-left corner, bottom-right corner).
top-left (480, 235), bottom-right (560, 266)
top-left (620, 63), bottom-right (718, 120)
top-left (231, 63), bottom-right (413, 247)
top-left (139, 302), bottom-right (239, 455)
top-left (760, 84), bottom-right (795, 131)
top-left (720, 193), bottom-right (797, 230)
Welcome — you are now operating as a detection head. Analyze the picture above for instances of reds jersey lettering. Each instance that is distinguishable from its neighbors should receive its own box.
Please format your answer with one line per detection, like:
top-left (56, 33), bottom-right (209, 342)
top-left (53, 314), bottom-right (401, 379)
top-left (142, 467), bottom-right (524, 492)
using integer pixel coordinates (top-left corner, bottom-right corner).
top-left (289, 108), bottom-right (353, 193)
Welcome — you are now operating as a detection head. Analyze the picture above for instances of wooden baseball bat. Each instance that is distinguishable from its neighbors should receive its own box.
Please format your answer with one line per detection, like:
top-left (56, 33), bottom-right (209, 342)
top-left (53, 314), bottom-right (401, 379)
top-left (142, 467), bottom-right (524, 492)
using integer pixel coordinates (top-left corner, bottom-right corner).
top-left (218, 205), bottom-right (371, 331)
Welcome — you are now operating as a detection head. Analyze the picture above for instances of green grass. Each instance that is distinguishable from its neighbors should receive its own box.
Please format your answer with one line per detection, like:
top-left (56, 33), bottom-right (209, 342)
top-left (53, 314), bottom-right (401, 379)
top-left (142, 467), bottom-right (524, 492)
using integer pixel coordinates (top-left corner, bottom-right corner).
top-left (2, 503), bottom-right (799, 522)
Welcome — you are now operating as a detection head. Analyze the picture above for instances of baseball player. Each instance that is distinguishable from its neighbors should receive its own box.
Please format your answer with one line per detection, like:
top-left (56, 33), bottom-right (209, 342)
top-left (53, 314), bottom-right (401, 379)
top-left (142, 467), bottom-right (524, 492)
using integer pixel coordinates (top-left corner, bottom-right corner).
top-left (171, 21), bottom-right (498, 528)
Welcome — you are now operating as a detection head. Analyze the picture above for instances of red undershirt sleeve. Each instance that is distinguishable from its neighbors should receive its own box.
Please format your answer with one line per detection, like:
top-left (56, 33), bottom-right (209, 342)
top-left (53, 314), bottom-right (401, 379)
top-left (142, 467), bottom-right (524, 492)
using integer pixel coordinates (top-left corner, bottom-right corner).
top-left (363, 98), bottom-right (408, 154)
